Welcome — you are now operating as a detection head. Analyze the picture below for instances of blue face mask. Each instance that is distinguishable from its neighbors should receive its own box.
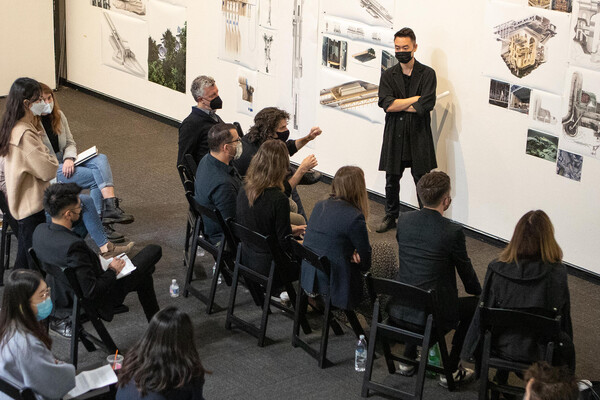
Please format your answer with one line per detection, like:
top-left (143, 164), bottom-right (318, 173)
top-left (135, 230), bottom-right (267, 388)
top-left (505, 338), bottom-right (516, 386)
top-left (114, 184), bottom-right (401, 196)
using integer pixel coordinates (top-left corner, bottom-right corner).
top-left (35, 298), bottom-right (53, 321)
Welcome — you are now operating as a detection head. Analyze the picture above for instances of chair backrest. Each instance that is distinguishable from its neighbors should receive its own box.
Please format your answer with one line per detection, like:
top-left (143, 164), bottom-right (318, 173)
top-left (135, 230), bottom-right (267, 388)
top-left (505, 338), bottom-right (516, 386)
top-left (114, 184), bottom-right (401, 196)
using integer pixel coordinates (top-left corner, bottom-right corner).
top-left (185, 192), bottom-right (236, 250)
top-left (183, 153), bottom-right (198, 176)
top-left (0, 192), bottom-right (18, 233)
top-left (480, 307), bottom-right (562, 339)
top-left (288, 238), bottom-right (331, 278)
top-left (229, 221), bottom-right (278, 257)
top-left (26, 248), bottom-right (46, 277)
top-left (0, 376), bottom-right (37, 400)
top-left (366, 274), bottom-right (437, 318)
top-left (233, 121), bottom-right (244, 138)
top-left (178, 164), bottom-right (195, 194)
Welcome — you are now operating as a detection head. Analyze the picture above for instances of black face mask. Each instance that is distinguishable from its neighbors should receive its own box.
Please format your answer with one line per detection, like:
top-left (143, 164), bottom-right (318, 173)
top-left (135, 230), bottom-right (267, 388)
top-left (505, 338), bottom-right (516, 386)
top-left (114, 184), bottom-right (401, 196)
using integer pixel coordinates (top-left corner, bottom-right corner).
top-left (395, 51), bottom-right (413, 64)
top-left (276, 129), bottom-right (290, 142)
top-left (209, 96), bottom-right (223, 110)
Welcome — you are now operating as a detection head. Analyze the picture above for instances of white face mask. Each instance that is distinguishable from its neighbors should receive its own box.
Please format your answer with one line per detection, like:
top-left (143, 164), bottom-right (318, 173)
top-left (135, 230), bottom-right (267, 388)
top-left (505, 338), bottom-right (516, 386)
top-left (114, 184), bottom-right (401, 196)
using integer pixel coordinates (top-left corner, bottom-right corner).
top-left (233, 140), bottom-right (243, 160)
top-left (29, 100), bottom-right (46, 116)
top-left (43, 101), bottom-right (54, 115)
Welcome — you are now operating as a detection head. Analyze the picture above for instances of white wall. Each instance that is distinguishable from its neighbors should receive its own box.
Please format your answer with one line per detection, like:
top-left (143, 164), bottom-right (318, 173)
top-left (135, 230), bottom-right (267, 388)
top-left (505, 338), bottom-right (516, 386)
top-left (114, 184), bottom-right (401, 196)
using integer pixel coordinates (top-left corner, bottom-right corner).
top-left (0, 0), bottom-right (56, 96)
top-left (65, 0), bottom-right (600, 274)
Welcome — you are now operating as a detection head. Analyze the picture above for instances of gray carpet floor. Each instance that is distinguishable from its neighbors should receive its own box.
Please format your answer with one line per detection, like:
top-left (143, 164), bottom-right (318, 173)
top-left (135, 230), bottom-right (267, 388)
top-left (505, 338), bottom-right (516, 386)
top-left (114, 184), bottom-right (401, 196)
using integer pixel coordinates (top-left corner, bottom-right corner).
top-left (0, 86), bottom-right (598, 399)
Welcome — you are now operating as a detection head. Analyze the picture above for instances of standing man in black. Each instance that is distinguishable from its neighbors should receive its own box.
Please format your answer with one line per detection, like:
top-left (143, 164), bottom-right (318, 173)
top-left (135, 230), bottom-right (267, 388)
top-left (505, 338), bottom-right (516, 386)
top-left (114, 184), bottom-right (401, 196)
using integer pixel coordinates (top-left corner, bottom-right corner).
top-left (177, 75), bottom-right (224, 168)
top-left (377, 28), bottom-right (437, 233)
top-left (388, 171), bottom-right (481, 385)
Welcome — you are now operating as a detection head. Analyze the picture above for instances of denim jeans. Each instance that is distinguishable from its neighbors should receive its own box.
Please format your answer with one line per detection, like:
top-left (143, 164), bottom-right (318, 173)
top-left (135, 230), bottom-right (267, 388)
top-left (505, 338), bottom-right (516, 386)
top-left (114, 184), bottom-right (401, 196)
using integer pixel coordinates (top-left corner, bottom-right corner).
top-left (46, 194), bottom-right (107, 248)
top-left (56, 154), bottom-right (114, 214)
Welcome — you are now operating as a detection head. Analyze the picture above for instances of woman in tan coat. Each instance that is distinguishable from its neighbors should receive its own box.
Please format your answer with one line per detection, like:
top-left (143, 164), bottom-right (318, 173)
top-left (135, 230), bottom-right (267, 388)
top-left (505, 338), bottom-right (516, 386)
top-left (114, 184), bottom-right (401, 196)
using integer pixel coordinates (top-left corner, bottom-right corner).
top-left (0, 78), bottom-right (58, 269)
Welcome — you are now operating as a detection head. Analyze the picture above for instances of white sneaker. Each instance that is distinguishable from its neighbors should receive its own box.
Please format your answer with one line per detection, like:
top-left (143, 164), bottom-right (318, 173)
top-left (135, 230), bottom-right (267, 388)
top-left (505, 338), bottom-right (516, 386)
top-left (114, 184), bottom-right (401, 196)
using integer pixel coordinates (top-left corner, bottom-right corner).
top-left (439, 366), bottom-right (474, 388)
top-left (279, 291), bottom-right (290, 306)
top-left (397, 361), bottom-right (415, 377)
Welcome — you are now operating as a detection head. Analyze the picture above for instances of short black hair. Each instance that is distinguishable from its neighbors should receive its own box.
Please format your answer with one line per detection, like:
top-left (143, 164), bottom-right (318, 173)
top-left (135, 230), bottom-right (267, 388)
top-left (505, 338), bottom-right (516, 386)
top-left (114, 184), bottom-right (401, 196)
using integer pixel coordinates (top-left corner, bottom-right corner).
top-left (207, 123), bottom-right (236, 152)
top-left (43, 183), bottom-right (82, 217)
top-left (394, 27), bottom-right (416, 44)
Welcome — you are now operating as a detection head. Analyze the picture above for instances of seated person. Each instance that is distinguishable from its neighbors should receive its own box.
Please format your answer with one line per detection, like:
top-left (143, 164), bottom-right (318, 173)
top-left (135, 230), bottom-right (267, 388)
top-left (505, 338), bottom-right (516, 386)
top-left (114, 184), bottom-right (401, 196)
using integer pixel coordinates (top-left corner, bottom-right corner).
top-left (0, 270), bottom-right (76, 399)
top-left (178, 75), bottom-right (224, 168)
top-left (233, 107), bottom-right (320, 220)
top-left (236, 140), bottom-right (305, 288)
top-left (388, 171), bottom-right (481, 385)
top-left (194, 123), bottom-right (242, 243)
top-left (462, 210), bottom-right (575, 375)
top-left (38, 82), bottom-right (134, 236)
top-left (32, 183), bottom-right (161, 326)
top-left (117, 307), bottom-right (208, 400)
top-left (300, 166), bottom-right (371, 311)
top-left (524, 362), bottom-right (578, 400)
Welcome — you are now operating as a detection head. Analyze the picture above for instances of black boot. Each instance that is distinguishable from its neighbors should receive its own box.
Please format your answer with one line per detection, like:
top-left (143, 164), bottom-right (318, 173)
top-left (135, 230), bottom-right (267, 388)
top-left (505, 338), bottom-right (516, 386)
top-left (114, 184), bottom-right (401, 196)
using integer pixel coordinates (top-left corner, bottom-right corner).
top-left (102, 198), bottom-right (134, 224)
top-left (103, 224), bottom-right (125, 243)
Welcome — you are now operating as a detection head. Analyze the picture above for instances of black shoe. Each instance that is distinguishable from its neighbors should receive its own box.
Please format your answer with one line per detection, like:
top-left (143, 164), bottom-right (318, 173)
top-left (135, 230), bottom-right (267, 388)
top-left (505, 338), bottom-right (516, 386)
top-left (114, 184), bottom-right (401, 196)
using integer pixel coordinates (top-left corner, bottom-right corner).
top-left (299, 170), bottom-right (322, 185)
top-left (103, 224), bottom-right (125, 243)
top-left (102, 198), bottom-right (134, 225)
top-left (50, 317), bottom-right (72, 338)
top-left (376, 215), bottom-right (397, 233)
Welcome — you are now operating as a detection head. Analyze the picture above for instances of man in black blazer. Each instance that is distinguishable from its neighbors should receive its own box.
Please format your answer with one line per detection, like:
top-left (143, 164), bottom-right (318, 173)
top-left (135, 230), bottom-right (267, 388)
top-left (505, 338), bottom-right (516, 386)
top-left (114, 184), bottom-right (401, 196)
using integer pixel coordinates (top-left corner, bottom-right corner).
top-left (178, 75), bottom-right (225, 167)
top-left (33, 183), bottom-right (161, 329)
top-left (389, 171), bottom-right (482, 385)
top-left (376, 27), bottom-right (438, 233)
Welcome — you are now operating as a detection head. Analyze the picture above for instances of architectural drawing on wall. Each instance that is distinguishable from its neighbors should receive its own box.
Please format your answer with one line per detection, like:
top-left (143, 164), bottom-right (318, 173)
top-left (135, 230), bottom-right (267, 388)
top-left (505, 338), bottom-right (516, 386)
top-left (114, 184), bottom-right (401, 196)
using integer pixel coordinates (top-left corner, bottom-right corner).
top-left (526, 129), bottom-right (559, 161)
top-left (493, 15), bottom-right (557, 78)
top-left (323, 15), bottom-right (394, 47)
top-left (529, 0), bottom-right (552, 9)
top-left (92, 0), bottom-right (110, 9)
top-left (237, 69), bottom-right (256, 115)
top-left (508, 85), bottom-right (531, 114)
top-left (223, 0), bottom-right (254, 55)
top-left (571, 0), bottom-right (600, 68)
top-left (359, 0), bottom-right (393, 28)
top-left (292, 0), bottom-right (304, 129)
top-left (101, 12), bottom-right (146, 77)
top-left (381, 50), bottom-right (398, 73)
top-left (112, 0), bottom-right (145, 15)
top-left (353, 48), bottom-right (376, 63)
top-left (562, 71), bottom-right (600, 156)
top-left (147, 1), bottom-right (186, 92)
top-left (489, 79), bottom-right (510, 108)
top-left (320, 80), bottom-right (378, 110)
top-left (531, 94), bottom-right (558, 124)
top-left (262, 31), bottom-right (273, 74)
top-left (552, 0), bottom-right (572, 12)
top-left (238, 77), bottom-right (254, 105)
top-left (556, 149), bottom-right (583, 181)
top-left (259, 0), bottom-right (276, 28)
top-left (322, 37), bottom-right (347, 70)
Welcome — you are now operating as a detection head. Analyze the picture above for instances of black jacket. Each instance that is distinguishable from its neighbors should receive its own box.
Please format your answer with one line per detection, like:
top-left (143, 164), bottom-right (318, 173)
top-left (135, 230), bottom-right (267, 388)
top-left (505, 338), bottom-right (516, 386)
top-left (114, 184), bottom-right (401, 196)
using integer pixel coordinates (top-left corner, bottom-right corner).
top-left (378, 60), bottom-right (437, 175)
top-left (232, 135), bottom-right (298, 178)
top-left (461, 259), bottom-right (574, 368)
top-left (177, 107), bottom-right (223, 167)
top-left (300, 198), bottom-right (371, 310)
top-left (388, 209), bottom-right (482, 331)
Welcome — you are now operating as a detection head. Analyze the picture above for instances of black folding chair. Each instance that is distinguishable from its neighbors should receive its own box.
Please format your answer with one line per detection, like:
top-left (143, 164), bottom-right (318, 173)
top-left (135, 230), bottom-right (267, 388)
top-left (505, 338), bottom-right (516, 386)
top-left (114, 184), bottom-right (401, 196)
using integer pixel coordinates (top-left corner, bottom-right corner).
top-left (178, 162), bottom-right (198, 267)
top-left (289, 239), bottom-right (365, 368)
top-left (362, 274), bottom-right (456, 399)
top-left (182, 192), bottom-right (235, 314)
top-left (0, 376), bottom-right (36, 400)
top-left (225, 221), bottom-right (311, 347)
top-left (0, 192), bottom-right (17, 285)
top-left (478, 307), bottom-right (562, 400)
top-left (29, 248), bottom-right (119, 367)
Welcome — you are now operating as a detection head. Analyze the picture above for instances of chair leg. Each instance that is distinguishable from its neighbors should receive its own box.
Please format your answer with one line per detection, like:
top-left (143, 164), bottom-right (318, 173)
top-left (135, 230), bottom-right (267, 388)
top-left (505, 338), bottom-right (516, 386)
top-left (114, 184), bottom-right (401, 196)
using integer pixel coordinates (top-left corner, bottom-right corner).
top-left (259, 274), bottom-right (275, 347)
top-left (183, 218), bottom-right (191, 262)
top-left (206, 254), bottom-right (224, 314)
top-left (286, 283), bottom-right (311, 334)
top-left (415, 325), bottom-right (434, 400)
top-left (0, 224), bottom-right (6, 284)
top-left (361, 311), bottom-right (380, 397)
top-left (70, 300), bottom-right (81, 368)
top-left (344, 310), bottom-right (365, 339)
top-left (319, 299), bottom-right (333, 368)
top-left (225, 264), bottom-right (241, 331)
top-left (183, 219), bottom-right (201, 298)
top-left (479, 333), bottom-right (492, 400)
top-left (292, 287), bottom-right (306, 348)
top-left (88, 314), bottom-right (118, 354)
top-left (437, 330), bottom-right (456, 392)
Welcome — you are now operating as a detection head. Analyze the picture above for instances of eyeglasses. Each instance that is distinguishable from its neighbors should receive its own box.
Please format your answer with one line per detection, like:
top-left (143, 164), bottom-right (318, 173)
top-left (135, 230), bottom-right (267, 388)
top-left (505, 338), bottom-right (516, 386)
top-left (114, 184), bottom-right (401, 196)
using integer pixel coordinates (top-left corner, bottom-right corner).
top-left (31, 287), bottom-right (51, 302)
top-left (227, 138), bottom-right (242, 144)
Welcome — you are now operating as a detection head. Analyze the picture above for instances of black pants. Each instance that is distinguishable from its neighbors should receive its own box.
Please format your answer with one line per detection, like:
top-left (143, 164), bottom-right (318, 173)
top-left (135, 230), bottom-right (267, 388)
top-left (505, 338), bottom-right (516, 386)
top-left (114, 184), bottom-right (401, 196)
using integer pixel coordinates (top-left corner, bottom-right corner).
top-left (399, 296), bottom-right (479, 372)
top-left (16, 210), bottom-right (46, 269)
top-left (385, 166), bottom-right (424, 218)
top-left (109, 244), bottom-right (161, 322)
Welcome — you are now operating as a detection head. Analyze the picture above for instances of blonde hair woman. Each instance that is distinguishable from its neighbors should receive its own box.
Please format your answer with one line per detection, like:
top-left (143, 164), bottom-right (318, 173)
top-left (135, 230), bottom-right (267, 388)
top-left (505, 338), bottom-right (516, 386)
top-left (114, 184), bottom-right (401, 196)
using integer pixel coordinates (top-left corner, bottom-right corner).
top-left (300, 166), bottom-right (371, 310)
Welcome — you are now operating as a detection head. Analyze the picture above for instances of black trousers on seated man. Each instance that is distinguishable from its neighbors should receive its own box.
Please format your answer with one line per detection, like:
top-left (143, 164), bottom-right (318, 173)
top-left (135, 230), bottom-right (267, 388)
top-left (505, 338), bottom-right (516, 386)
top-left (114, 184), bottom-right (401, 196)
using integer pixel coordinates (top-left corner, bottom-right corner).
top-left (33, 222), bottom-right (161, 323)
top-left (389, 296), bottom-right (479, 372)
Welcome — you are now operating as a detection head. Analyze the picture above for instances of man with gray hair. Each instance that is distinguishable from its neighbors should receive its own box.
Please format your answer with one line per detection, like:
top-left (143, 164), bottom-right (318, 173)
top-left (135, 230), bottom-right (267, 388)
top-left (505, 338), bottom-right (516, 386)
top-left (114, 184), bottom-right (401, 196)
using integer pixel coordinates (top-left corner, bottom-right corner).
top-left (178, 75), bottom-right (224, 167)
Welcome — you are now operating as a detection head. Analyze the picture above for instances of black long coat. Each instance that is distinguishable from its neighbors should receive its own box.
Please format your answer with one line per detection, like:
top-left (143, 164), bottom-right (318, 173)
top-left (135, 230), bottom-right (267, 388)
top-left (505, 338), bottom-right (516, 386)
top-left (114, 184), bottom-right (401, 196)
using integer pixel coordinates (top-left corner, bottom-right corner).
top-left (378, 60), bottom-right (437, 175)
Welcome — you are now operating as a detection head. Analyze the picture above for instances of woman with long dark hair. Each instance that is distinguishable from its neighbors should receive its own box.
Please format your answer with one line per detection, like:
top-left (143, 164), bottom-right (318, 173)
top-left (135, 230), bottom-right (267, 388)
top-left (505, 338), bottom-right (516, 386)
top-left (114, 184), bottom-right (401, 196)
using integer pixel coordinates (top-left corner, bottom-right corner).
top-left (300, 166), bottom-right (371, 310)
top-left (37, 83), bottom-right (133, 230)
top-left (0, 270), bottom-right (76, 398)
top-left (117, 307), bottom-right (207, 399)
top-left (0, 78), bottom-right (58, 269)
top-left (462, 210), bottom-right (575, 373)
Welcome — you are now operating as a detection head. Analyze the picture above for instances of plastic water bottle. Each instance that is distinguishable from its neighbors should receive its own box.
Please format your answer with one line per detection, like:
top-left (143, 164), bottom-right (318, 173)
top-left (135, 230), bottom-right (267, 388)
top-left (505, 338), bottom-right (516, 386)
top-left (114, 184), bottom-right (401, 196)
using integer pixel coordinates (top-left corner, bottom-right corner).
top-left (355, 335), bottom-right (367, 372)
top-left (212, 263), bottom-right (222, 285)
top-left (197, 235), bottom-right (206, 257)
top-left (169, 279), bottom-right (180, 298)
top-left (426, 343), bottom-right (441, 378)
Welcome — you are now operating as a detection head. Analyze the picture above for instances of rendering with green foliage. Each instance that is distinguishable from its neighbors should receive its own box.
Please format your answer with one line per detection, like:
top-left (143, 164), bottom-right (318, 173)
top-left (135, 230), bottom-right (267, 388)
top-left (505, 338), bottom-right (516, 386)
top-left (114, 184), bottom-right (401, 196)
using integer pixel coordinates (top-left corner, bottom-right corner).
top-left (148, 21), bottom-right (187, 93)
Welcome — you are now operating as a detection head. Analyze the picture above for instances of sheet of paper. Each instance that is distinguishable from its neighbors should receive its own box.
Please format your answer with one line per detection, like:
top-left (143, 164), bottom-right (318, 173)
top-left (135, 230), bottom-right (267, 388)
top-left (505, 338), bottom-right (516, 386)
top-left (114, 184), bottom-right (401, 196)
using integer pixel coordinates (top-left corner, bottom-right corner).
top-left (99, 253), bottom-right (136, 279)
top-left (64, 364), bottom-right (117, 399)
